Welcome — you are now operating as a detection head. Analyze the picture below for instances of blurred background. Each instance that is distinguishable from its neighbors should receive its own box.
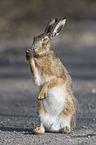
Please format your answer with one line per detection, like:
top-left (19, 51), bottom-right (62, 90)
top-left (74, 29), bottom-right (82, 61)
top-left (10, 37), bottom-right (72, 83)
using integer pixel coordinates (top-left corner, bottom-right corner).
top-left (0, 0), bottom-right (96, 132)
top-left (0, 0), bottom-right (96, 77)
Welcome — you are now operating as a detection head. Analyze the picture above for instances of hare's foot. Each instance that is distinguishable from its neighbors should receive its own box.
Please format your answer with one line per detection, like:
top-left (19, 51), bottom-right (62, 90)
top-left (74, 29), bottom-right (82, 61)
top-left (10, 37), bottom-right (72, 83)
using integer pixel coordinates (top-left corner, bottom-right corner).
top-left (38, 90), bottom-right (47, 100)
top-left (33, 123), bottom-right (45, 134)
top-left (26, 48), bottom-right (33, 61)
top-left (62, 126), bottom-right (71, 134)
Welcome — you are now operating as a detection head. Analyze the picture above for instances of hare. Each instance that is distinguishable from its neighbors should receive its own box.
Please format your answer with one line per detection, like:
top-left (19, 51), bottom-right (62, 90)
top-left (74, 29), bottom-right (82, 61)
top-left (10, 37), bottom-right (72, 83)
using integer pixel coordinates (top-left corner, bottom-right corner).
top-left (26, 17), bottom-right (77, 134)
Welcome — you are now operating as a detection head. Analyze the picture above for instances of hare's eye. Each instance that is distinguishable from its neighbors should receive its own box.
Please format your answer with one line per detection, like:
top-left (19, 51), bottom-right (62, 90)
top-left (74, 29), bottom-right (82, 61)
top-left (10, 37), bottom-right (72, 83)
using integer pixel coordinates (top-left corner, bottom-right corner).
top-left (43, 38), bottom-right (48, 42)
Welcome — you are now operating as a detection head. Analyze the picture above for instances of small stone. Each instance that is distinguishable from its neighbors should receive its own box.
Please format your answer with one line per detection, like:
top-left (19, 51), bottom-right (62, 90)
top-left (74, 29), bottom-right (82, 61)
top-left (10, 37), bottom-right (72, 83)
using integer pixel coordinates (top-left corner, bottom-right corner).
top-left (92, 88), bottom-right (96, 94)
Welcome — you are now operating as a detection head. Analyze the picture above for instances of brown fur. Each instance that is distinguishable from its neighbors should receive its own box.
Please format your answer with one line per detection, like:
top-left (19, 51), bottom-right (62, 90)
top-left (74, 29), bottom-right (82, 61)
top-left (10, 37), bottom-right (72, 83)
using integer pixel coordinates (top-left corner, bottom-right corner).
top-left (38, 101), bottom-right (47, 115)
top-left (35, 51), bottom-right (66, 77)
top-left (60, 94), bottom-right (77, 127)
top-left (26, 17), bottom-right (77, 134)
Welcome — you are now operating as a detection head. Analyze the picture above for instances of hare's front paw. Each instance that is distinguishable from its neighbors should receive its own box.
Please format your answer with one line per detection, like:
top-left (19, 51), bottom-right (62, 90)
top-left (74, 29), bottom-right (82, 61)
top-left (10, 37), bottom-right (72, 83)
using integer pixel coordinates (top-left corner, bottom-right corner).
top-left (38, 90), bottom-right (47, 100)
top-left (26, 48), bottom-right (33, 61)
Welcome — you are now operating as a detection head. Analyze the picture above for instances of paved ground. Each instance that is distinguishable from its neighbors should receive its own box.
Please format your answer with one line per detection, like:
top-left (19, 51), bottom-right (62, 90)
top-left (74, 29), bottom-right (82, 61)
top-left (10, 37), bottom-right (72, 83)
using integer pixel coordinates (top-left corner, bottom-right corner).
top-left (0, 20), bottom-right (96, 144)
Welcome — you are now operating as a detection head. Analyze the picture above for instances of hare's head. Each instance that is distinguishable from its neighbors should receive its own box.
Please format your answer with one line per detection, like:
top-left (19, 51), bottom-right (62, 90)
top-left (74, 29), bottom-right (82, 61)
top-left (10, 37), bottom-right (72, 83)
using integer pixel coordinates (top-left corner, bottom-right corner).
top-left (31, 17), bottom-right (66, 55)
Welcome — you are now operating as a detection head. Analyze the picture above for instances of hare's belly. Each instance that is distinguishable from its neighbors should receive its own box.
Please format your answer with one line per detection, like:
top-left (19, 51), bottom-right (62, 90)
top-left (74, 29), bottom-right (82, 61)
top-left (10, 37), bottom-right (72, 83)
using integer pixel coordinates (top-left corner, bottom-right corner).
top-left (43, 86), bottom-right (65, 115)
top-left (40, 86), bottom-right (68, 132)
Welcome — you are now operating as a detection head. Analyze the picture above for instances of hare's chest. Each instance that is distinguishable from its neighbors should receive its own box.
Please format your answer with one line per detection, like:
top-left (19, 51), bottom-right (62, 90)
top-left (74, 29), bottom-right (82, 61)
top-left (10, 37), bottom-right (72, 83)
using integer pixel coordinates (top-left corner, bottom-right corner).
top-left (34, 67), bottom-right (55, 86)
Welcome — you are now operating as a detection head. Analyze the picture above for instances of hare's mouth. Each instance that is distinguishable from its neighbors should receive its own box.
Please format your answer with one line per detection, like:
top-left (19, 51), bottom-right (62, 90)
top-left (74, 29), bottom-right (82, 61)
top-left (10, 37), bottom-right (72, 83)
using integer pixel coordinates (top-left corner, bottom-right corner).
top-left (31, 46), bottom-right (34, 51)
top-left (31, 46), bottom-right (35, 52)
top-left (31, 47), bottom-right (38, 55)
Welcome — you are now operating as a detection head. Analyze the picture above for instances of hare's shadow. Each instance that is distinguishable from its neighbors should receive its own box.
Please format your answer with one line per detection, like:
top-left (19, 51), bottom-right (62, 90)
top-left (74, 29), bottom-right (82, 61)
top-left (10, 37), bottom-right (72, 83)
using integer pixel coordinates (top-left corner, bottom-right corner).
top-left (0, 126), bottom-right (33, 135)
top-left (0, 113), bottom-right (38, 135)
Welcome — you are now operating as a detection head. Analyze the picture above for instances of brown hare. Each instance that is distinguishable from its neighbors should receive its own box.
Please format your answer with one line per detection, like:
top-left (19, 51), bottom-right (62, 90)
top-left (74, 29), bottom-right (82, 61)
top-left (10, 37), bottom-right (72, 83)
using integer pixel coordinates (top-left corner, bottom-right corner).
top-left (26, 17), bottom-right (77, 134)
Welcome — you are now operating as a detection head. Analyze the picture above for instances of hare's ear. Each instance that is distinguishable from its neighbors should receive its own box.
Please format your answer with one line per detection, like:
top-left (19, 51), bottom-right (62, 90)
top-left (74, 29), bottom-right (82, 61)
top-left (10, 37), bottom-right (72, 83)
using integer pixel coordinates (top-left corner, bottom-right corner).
top-left (51, 17), bottom-right (66, 37)
top-left (45, 18), bottom-right (58, 33)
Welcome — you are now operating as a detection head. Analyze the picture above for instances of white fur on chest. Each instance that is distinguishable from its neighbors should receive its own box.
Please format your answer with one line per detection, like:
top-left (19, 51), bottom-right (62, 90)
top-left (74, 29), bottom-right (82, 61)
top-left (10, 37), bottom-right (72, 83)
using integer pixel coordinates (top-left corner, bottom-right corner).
top-left (34, 67), bottom-right (55, 86)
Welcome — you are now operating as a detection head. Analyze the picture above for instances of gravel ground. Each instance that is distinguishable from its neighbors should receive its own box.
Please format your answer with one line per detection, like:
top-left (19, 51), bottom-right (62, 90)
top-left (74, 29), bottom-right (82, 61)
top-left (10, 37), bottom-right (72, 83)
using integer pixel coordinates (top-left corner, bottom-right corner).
top-left (0, 78), bottom-right (96, 145)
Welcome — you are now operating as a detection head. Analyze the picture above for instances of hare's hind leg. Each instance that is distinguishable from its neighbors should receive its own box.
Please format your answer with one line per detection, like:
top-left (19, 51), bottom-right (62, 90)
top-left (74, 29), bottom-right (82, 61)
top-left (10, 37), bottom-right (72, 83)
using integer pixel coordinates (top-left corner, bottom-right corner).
top-left (33, 101), bottom-right (47, 134)
top-left (62, 126), bottom-right (71, 134)
top-left (33, 122), bottom-right (45, 134)
top-left (59, 115), bottom-right (71, 134)
top-left (60, 96), bottom-right (76, 134)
